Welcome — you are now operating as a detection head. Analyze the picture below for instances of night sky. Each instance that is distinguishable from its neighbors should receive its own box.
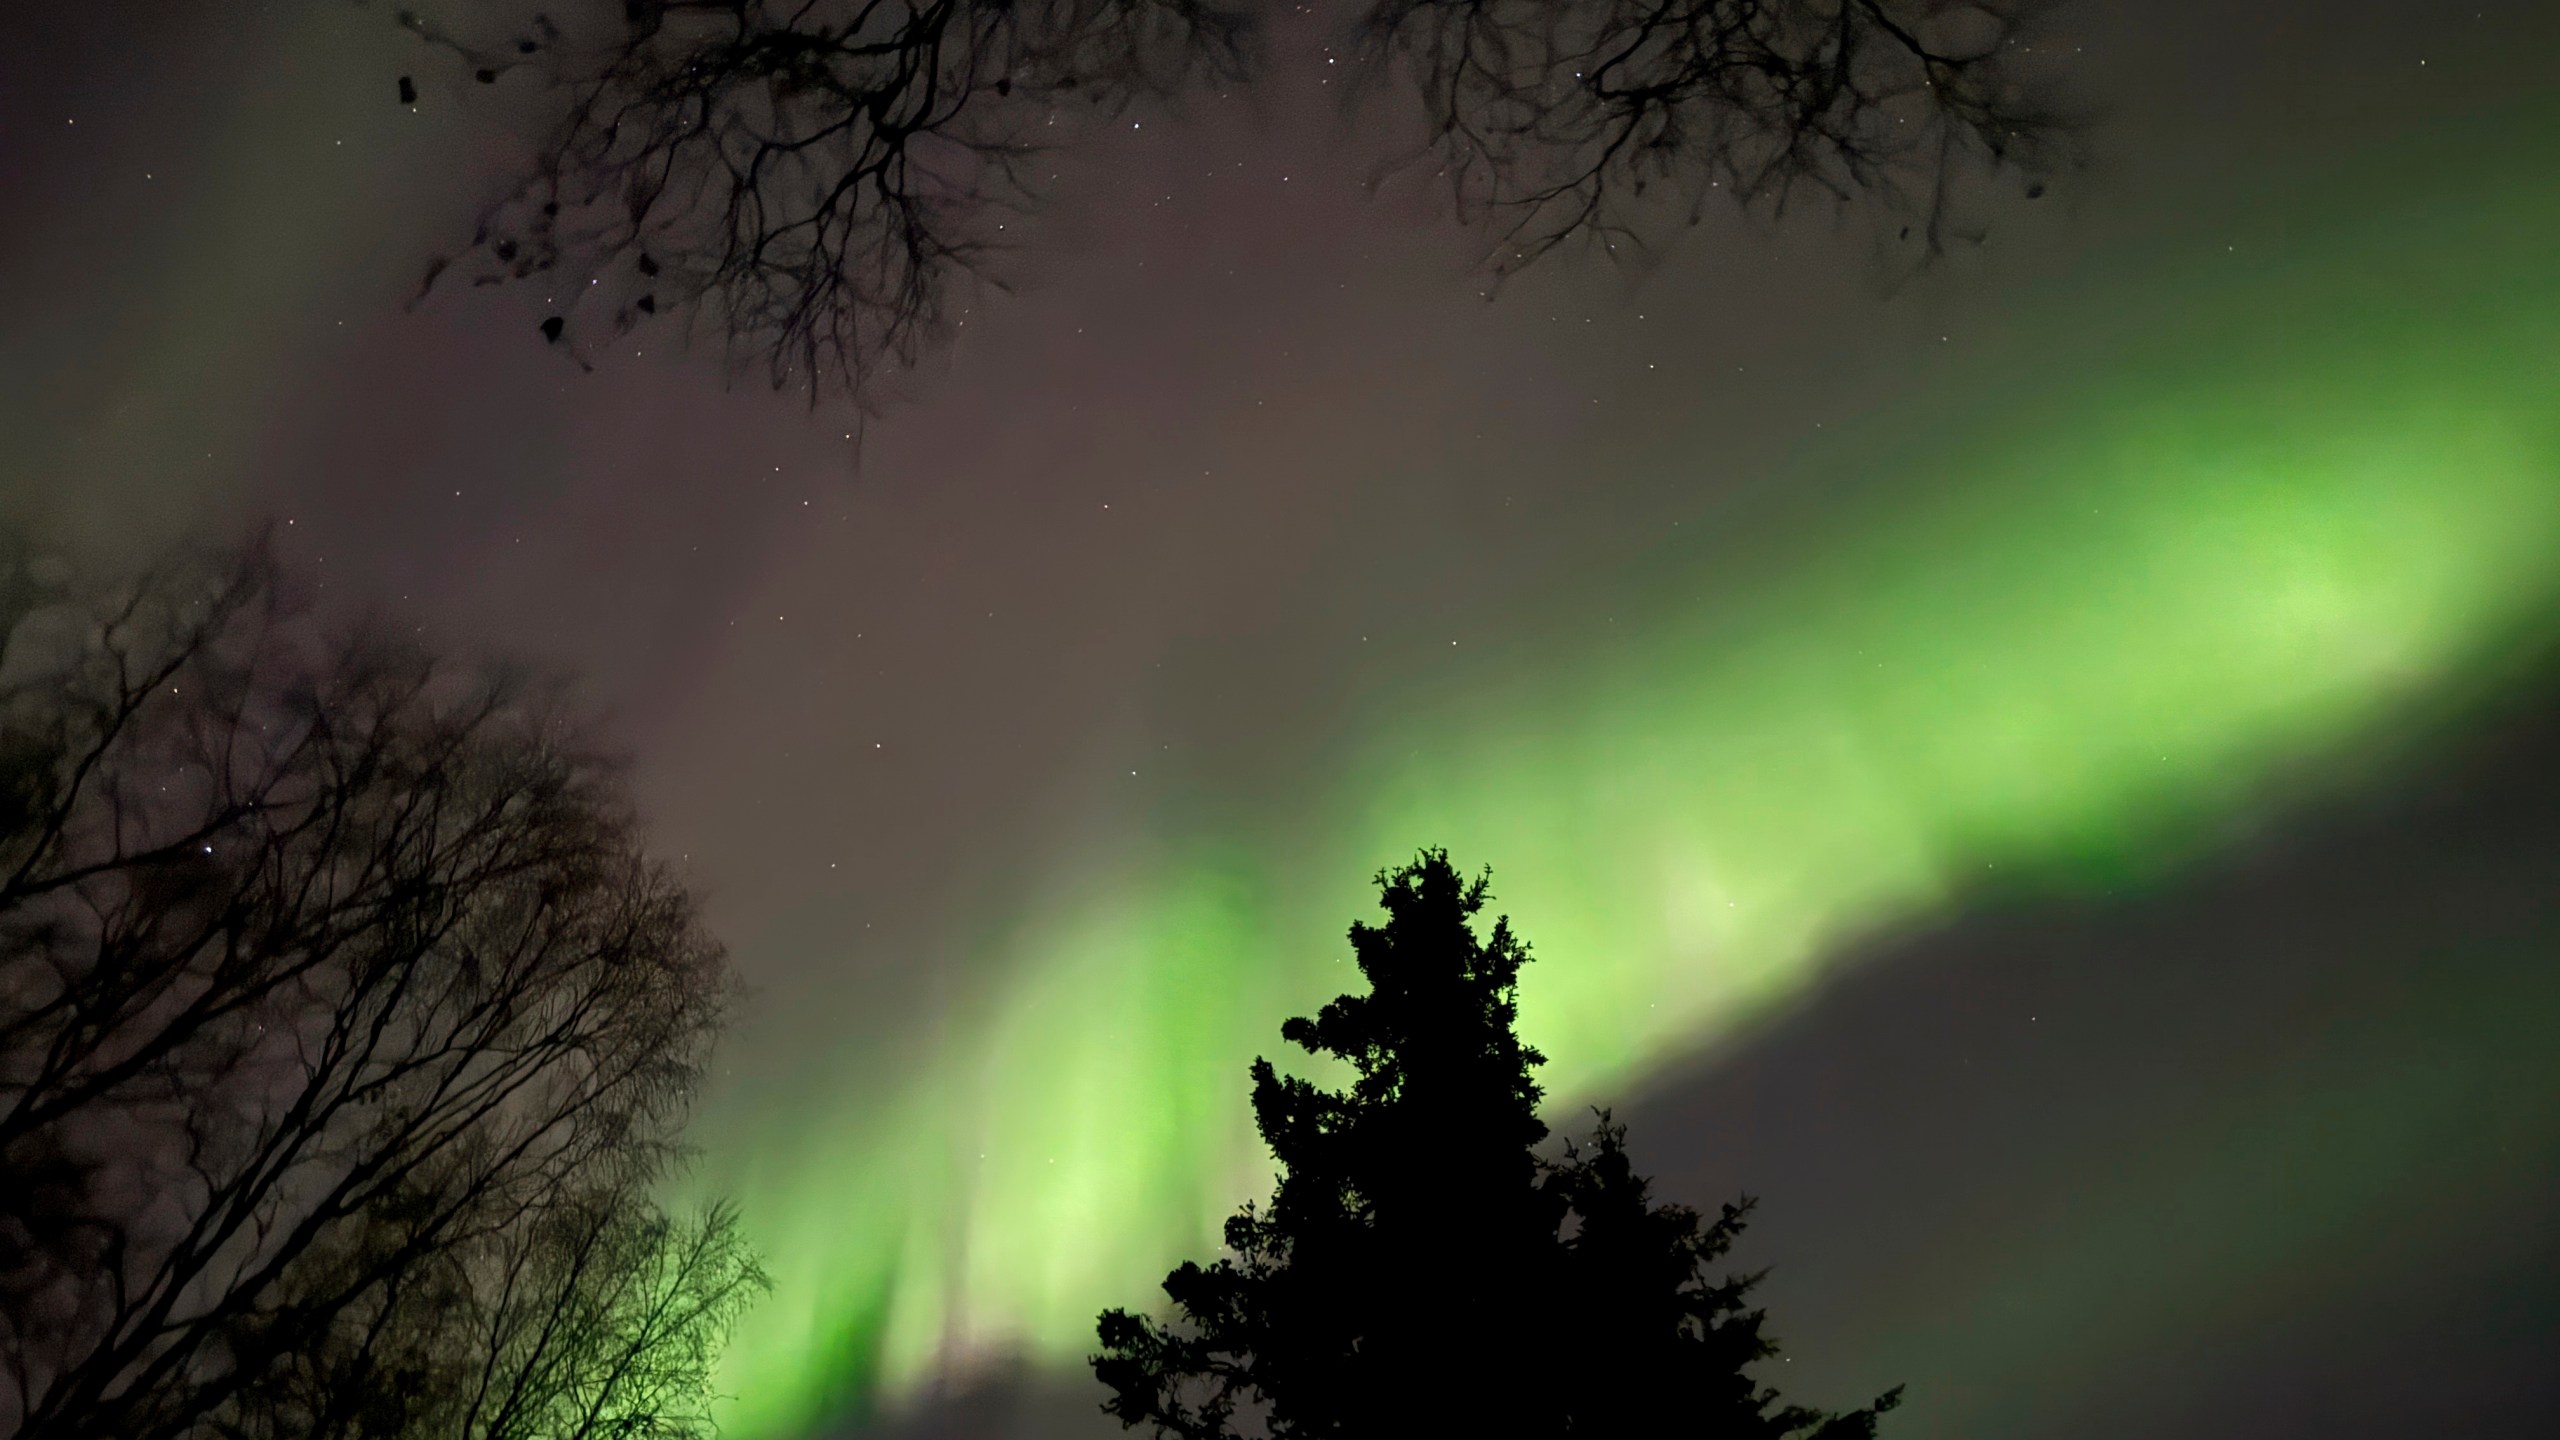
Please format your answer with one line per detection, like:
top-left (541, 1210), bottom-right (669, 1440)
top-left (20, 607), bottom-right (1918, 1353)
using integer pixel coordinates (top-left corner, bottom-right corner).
top-left (7, 3), bottom-right (2560, 1438)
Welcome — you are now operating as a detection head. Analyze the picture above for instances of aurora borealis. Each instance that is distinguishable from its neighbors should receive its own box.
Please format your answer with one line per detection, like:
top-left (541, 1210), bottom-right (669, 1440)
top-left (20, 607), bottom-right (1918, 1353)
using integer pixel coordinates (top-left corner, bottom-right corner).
top-left (704, 133), bottom-right (2560, 1435)
top-left (8, 3), bottom-right (2560, 1438)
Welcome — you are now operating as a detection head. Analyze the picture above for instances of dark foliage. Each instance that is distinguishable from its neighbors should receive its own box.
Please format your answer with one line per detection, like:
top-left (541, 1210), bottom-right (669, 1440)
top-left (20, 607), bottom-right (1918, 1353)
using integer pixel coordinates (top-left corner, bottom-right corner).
top-left (0, 545), bottom-right (764, 1440)
top-left (1354, 0), bottom-right (2076, 276)
top-left (1094, 850), bottom-right (1897, 1439)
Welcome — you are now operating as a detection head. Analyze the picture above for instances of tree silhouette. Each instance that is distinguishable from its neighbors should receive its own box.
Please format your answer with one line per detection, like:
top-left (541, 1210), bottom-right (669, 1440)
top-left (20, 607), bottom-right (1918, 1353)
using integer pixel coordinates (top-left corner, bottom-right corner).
top-left (393, 0), bottom-right (2067, 408)
top-left (1095, 850), bottom-right (1897, 1439)
top-left (1357, 0), bottom-right (2074, 278)
top-left (395, 0), bottom-right (1254, 405)
top-left (0, 544), bottom-right (764, 1440)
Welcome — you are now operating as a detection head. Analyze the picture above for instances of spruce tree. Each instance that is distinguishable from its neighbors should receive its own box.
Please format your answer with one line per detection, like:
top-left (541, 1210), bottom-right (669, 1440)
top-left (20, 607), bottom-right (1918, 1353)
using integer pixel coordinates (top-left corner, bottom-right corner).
top-left (1094, 850), bottom-right (1898, 1439)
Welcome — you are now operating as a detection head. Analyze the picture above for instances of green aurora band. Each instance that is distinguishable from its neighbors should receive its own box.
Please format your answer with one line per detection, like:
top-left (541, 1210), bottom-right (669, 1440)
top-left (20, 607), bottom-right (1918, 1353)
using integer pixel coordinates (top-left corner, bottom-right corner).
top-left (711, 145), bottom-right (2560, 1436)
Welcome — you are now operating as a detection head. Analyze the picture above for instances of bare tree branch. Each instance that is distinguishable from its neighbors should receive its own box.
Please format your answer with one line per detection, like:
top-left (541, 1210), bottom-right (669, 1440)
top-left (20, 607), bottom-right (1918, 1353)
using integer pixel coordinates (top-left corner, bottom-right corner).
top-left (1350, 0), bottom-right (2083, 277)
top-left (0, 544), bottom-right (762, 1440)
top-left (400, 0), bottom-right (1257, 408)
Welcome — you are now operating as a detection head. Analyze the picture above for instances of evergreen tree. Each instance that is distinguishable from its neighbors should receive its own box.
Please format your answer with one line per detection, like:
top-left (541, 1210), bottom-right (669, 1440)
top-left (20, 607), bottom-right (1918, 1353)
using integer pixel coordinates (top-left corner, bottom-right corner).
top-left (1094, 850), bottom-right (1898, 1439)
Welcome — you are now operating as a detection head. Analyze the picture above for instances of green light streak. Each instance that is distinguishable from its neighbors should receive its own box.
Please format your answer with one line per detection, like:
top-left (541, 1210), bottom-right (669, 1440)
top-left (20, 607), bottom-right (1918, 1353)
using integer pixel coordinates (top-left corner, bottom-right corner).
top-left (4, 6), bottom-right (434, 544)
top-left (711, 156), bottom-right (2560, 1438)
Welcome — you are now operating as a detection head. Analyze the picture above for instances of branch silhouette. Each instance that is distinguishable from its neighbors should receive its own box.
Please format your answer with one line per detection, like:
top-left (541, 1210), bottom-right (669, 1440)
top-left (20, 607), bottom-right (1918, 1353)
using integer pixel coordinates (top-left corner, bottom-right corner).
top-left (0, 543), bottom-right (762, 1440)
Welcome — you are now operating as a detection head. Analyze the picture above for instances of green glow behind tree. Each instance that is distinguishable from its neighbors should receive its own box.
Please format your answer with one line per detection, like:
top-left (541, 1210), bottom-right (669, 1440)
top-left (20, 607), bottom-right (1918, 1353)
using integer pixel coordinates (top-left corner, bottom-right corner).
top-left (1096, 852), bottom-right (1898, 1440)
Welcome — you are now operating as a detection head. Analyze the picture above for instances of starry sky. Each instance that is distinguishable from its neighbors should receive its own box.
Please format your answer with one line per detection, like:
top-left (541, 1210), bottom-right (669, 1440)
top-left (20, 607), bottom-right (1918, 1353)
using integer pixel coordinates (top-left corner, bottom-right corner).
top-left (6, 3), bottom-right (2560, 1438)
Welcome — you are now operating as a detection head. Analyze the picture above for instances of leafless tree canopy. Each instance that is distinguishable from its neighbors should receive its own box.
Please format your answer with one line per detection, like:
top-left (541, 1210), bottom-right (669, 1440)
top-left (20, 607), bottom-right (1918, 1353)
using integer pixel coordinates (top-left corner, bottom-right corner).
top-left (0, 548), bottom-right (763, 1440)
top-left (1354, 0), bottom-right (2074, 274)
top-left (405, 0), bottom-right (1256, 404)
top-left (397, 0), bottom-right (2074, 409)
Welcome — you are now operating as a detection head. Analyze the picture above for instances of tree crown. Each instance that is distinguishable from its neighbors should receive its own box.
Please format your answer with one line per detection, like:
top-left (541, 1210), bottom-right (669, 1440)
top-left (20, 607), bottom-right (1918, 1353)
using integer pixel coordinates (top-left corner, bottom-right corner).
top-left (1096, 849), bottom-right (1899, 1440)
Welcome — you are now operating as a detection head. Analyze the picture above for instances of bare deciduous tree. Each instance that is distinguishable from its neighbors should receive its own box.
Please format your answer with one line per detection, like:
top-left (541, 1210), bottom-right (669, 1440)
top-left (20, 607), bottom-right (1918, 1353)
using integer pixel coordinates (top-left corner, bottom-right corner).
top-left (1353, 0), bottom-right (2076, 276)
top-left (0, 546), bottom-right (762, 1440)
top-left (399, 0), bottom-right (1256, 406)
top-left (393, 0), bottom-right (2076, 410)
